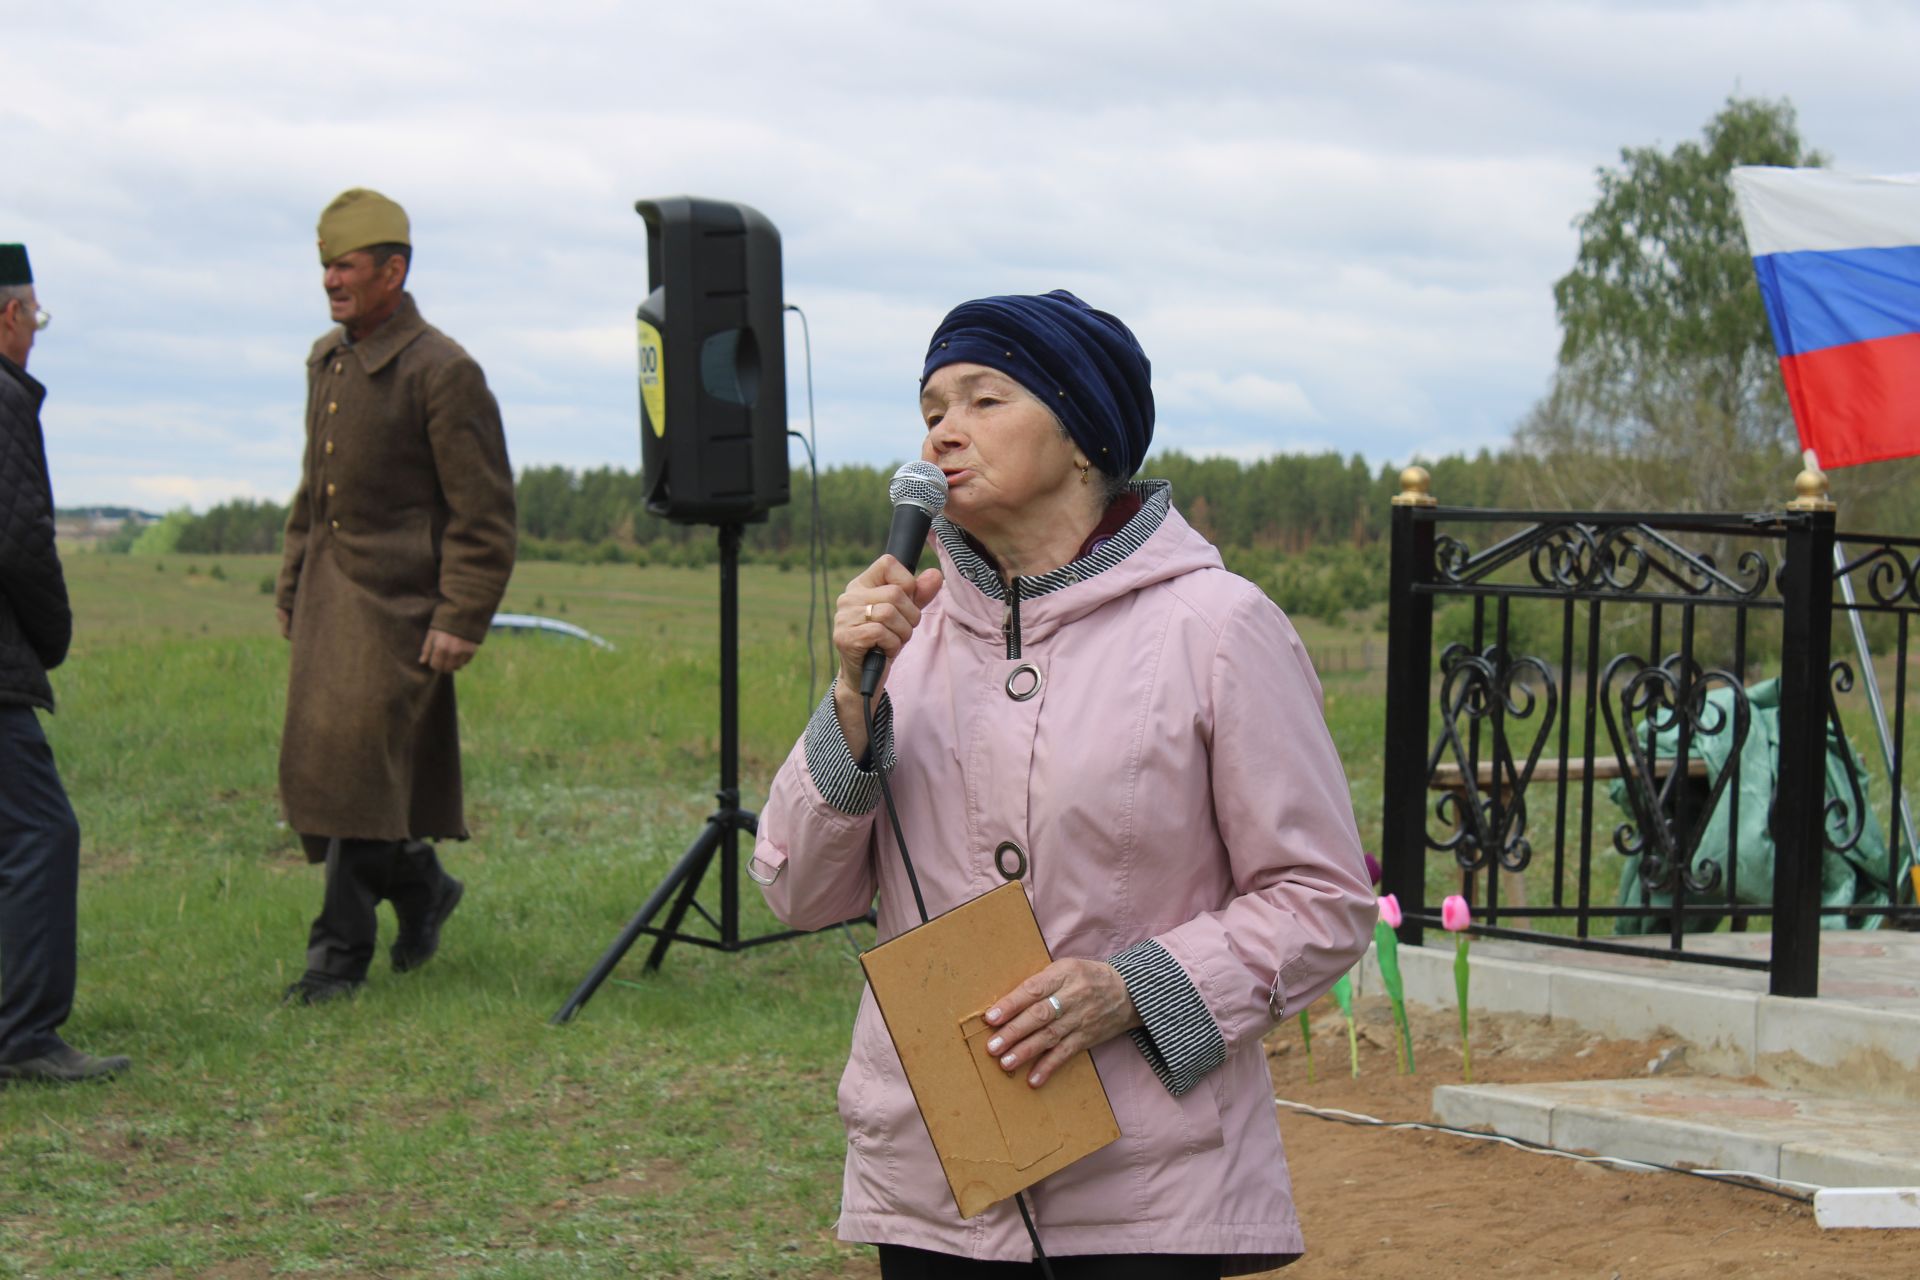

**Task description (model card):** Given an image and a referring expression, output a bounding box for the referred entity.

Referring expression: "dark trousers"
[303,837,447,981]
[0,706,82,1063]
[878,1245,1222,1279]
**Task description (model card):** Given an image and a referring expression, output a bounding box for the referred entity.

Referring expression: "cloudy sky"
[10,0,1917,511]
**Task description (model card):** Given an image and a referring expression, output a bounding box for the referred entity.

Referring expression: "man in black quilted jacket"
[0,244,128,1085]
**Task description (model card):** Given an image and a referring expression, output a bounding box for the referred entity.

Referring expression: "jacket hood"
[931,481,1224,647]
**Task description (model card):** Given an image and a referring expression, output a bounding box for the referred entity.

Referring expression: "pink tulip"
[1441,894,1472,932]
[1378,893,1403,928]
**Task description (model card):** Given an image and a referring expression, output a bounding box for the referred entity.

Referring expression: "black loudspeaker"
[635,196,791,524]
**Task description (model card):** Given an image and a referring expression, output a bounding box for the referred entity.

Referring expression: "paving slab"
[1431,1076,1920,1189]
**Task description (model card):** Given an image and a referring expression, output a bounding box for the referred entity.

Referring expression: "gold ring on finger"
[864,603,874,622]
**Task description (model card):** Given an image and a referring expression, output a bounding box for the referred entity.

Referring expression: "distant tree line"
[106,450,1556,626]
[90,500,285,555]
[514,447,1543,565]
[138,426,1919,632]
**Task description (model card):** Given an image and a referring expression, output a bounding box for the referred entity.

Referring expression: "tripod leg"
[644,812,740,971]
[549,819,728,1024]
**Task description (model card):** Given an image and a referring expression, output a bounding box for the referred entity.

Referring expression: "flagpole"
[1833,543,1919,890]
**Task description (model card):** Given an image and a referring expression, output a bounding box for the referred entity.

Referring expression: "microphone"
[859,460,949,697]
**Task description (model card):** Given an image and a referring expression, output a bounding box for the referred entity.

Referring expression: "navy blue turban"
[921,289,1154,478]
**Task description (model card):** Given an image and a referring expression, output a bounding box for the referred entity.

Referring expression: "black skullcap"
[0,245,30,287]
[921,289,1154,478]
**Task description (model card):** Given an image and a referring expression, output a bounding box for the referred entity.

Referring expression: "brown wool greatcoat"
[276,293,515,861]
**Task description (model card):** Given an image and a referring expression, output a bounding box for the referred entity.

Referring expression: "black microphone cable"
[861,687,1055,1278]
[864,689,929,925]
[783,302,829,710]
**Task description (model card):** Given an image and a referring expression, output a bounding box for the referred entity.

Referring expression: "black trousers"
[878,1245,1222,1279]
[0,706,82,1063]
[303,836,447,981]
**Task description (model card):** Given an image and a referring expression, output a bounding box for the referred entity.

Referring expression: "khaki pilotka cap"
[316,188,410,265]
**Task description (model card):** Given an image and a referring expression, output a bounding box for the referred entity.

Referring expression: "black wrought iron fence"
[1379,466,1919,997]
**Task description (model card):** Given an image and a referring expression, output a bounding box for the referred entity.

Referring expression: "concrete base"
[1432,1077,1920,1190]
[1361,930,1920,1197]
[1360,931,1920,1104]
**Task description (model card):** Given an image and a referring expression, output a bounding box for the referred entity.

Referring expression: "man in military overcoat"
[276,190,516,1005]
[0,243,129,1082]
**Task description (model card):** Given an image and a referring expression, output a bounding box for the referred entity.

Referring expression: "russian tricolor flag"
[1730,167,1920,469]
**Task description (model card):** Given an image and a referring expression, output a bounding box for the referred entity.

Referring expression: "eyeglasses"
[5,300,48,331]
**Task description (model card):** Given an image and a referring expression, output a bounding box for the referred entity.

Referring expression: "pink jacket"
[755,500,1373,1270]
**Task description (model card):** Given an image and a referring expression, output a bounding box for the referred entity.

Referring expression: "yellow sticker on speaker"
[637,319,666,438]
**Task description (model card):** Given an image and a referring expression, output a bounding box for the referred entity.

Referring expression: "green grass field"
[0,554,1392,1278]
[7,551,1904,1276]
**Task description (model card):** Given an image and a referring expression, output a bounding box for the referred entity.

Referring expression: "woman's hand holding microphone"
[831,555,943,759]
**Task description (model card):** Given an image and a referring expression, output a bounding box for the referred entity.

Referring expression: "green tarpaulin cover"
[1611,678,1906,933]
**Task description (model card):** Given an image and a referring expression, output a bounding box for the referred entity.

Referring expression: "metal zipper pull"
[1004,575,1023,659]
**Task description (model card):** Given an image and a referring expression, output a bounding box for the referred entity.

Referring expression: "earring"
[1078,462,1090,485]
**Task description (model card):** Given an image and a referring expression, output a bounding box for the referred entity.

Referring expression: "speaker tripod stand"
[551,524,833,1023]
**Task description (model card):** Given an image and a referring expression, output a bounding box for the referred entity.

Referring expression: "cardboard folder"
[859,882,1121,1218]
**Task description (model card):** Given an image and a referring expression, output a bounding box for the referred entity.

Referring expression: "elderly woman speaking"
[753,291,1374,1278]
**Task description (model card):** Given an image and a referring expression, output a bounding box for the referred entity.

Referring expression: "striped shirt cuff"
[802,679,897,816]
[1111,938,1228,1097]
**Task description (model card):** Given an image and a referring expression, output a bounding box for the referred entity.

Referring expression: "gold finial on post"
[1391,464,1437,507]
[1786,453,1835,512]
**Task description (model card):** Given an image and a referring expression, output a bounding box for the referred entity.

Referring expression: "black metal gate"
[1379,467,1918,996]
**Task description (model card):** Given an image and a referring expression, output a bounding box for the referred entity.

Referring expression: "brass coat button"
[329,519,340,530]
[325,440,335,454]
[328,401,338,414]
[326,483,337,496]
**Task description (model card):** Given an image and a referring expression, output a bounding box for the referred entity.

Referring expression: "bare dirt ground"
[812,994,1913,1279]
[1259,995,1914,1279]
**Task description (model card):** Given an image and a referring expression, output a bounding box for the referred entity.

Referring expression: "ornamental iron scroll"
[1433,521,1773,601]
[1823,661,1870,857]
[1835,540,1920,610]
[1424,641,1559,875]
[1600,652,1750,897]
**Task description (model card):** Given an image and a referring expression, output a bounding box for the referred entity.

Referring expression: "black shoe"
[391,875,464,973]
[0,1043,131,1085]
[282,974,364,1006]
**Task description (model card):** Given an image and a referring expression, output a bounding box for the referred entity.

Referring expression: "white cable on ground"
[1274,1096,1823,1202]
